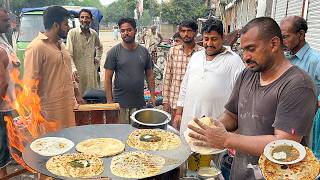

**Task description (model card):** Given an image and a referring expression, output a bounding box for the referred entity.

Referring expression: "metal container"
[130,108,171,129]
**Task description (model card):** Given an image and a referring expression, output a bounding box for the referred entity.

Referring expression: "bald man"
[280,16,320,158]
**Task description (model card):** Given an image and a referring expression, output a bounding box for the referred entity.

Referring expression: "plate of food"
[30,137,74,156]
[263,139,306,165]
[259,147,319,180]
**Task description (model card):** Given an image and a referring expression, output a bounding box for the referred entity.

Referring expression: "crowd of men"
[0,5,319,180]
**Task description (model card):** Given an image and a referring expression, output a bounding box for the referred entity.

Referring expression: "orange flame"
[4,68,58,171]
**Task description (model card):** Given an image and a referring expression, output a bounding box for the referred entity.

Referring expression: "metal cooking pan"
[22,124,191,179]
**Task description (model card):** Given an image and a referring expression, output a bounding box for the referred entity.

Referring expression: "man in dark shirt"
[104,17,156,123]
[188,17,317,180]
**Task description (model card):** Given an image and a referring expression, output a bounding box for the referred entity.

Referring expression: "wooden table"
[74,103,120,125]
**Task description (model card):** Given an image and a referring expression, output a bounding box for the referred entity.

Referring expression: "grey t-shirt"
[225,66,317,180]
[104,43,152,108]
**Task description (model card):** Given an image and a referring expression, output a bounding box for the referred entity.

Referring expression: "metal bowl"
[130,108,171,129]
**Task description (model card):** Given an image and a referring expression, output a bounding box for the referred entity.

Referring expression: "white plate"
[30,137,74,156]
[263,139,306,165]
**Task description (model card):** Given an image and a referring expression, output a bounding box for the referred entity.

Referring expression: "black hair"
[43,6,69,30]
[201,18,224,36]
[79,9,93,19]
[173,32,181,39]
[291,16,308,33]
[118,17,136,29]
[179,20,198,32]
[241,17,283,45]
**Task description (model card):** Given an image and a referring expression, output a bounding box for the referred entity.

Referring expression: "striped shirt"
[162,44,204,109]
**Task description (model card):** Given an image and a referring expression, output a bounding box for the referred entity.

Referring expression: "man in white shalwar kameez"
[175,19,245,133]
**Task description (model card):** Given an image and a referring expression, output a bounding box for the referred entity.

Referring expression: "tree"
[104,0,136,24]
[161,0,208,24]
[139,9,152,26]
[103,0,160,24]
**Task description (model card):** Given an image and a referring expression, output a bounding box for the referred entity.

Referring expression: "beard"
[122,36,135,43]
[80,24,90,30]
[205,46,222,56]
[246,60,262,72]
[246,57,273,73]
[57,28,67,39]
[183,37,194,44]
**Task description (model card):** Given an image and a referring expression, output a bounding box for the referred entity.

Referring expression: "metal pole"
[160,0,163,23]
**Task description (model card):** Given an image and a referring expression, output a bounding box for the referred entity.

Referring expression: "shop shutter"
[241,0,249,27]
[247,0,256,21]
[274,0,288,23]
[236,2,243,29]
[287,0,304,17]
[306,0,320,51]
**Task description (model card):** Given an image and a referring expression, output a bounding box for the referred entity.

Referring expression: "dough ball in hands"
[184,117,225,155]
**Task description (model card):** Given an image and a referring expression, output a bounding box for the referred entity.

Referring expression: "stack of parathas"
[127,129,181,151]
[110,151,165,178]
[259,147,320,180]
[76,138,125,157]
[46,153,104,178]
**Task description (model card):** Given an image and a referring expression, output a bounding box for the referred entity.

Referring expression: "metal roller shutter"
[287,0,304,16]
[274,0,288,23]
[306,0,320,51]
[236,1,243,29]
[247,0,256,22]
[242,0,249,26]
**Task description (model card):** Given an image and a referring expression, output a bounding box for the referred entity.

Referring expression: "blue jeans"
[0,111,11,168]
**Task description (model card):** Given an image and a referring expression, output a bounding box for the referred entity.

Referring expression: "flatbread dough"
[127,129,181,151]
[30,137,74,156]
[259,147,320,180]
[76,138,125,157]
[110,151,165,178]
[184,117,225,154]
[46,153,104,178]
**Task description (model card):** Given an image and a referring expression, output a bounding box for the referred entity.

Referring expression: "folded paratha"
[76,138,125,157]
[127,129,181,151]
[259,147,320,180]
[184,117,225,154]
[46,153,104,178]
[30,137,74,156]
[110,151,165,178]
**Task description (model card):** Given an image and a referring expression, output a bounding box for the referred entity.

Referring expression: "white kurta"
[177,47,245,134]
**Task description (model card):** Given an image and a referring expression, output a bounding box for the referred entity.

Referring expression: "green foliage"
[161,0,208,24]
[103,0,160,24]
[139,9,152,26]
[104,0,136,23]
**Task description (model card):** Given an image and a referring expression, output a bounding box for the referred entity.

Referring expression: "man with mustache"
[66,9,103,97]
[163,20,203,129]
[280,16,320,158]
[104,17,156,123]
[188,17,317,180]
[176,18,244,134]
[24,6,77,130]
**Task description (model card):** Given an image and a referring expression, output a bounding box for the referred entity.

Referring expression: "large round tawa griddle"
[22,124,191,179]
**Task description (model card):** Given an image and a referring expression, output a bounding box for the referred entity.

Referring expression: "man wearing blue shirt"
[281,15,320,159]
